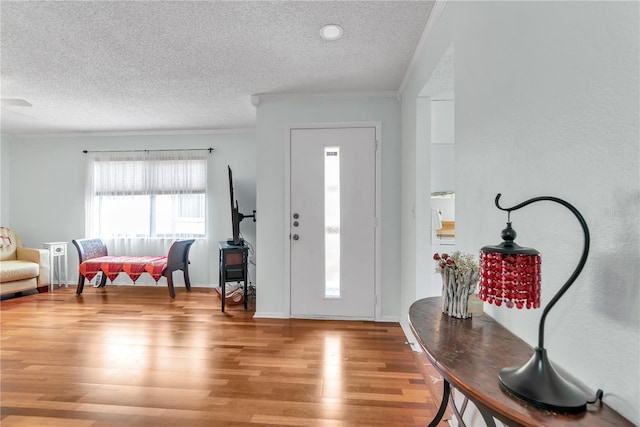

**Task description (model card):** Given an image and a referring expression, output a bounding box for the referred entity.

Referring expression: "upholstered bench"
[72,238,195,298]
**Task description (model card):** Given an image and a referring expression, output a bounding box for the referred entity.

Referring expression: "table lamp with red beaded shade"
[478,194,592,414]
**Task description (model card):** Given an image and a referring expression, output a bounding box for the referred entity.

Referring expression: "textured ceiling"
[1,1,434,135]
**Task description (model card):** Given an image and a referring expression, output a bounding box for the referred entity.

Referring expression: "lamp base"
[499,347,587,414]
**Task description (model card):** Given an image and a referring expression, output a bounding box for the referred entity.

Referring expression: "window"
[86,151,207,238]
[324,146,340,298]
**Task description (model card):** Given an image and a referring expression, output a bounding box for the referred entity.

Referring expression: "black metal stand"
[428,380,450,427]
[218,241,249,312]
[239,210,257,223]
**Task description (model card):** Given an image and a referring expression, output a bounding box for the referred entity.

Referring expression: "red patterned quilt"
[79,255,168,283]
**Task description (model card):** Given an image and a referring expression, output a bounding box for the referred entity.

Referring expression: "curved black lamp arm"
[494,193,590,349]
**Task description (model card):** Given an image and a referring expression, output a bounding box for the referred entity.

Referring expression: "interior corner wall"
[254,96,401,319]
[4,131,257,289]
[0,135,10,225]
[400,1,639,423]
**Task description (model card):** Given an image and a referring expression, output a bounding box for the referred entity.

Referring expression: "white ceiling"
[0,1,434,136]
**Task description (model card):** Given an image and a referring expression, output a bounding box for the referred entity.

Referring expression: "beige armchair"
[0,227,50,296]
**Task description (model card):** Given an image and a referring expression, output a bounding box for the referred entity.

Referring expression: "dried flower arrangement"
[433,251,479,318]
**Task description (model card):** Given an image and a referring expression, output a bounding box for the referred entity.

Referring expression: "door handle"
[292,234,299,241]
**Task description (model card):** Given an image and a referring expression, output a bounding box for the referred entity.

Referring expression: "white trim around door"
[283,122,382,320]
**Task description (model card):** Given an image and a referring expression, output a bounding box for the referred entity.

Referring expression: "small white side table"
[42,242,68,291]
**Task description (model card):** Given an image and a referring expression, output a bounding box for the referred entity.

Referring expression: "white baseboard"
[253,312,289,319]
[400,322,423,352]
[253,313,402,321]
[376,315,400,323]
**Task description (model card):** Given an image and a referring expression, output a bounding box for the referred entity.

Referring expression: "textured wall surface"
[401,1,639,423]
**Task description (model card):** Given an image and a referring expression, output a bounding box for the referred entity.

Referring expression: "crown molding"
[7,128,256,139]
[398,0,448,95]
[251,90,400,107]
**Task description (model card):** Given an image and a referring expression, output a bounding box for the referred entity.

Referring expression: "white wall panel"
[400,1,639,423]
[255,95,401,319]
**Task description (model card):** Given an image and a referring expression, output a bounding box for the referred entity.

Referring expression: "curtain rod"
[82,147,214,154]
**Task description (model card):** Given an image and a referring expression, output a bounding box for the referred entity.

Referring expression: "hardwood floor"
[1,286,443,426]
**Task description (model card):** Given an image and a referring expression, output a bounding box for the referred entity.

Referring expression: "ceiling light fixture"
[320,24,343,41]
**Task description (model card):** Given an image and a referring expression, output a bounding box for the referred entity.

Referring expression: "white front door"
[289,127,377,319]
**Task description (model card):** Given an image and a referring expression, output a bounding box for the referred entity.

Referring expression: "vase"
[440,267,474,319]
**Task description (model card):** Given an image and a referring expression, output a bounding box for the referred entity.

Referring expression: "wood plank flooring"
[1,286,443,426]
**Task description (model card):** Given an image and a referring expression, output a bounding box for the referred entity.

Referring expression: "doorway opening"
[416,44,455,298]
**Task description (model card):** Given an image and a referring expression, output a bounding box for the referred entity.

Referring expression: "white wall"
[3,131,256,288]
[0,134,10,225]
[431,144,454,193]
[431,100,455,193]
[430,100,454,144]
[400,1,639,423]
[254,95,402,319]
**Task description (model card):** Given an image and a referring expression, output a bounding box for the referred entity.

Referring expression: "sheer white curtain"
[85,149,209,284]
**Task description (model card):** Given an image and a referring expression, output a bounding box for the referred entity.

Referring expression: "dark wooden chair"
[162,239,195,299]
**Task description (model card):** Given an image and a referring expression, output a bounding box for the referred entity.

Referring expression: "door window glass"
[324,147,340,298]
